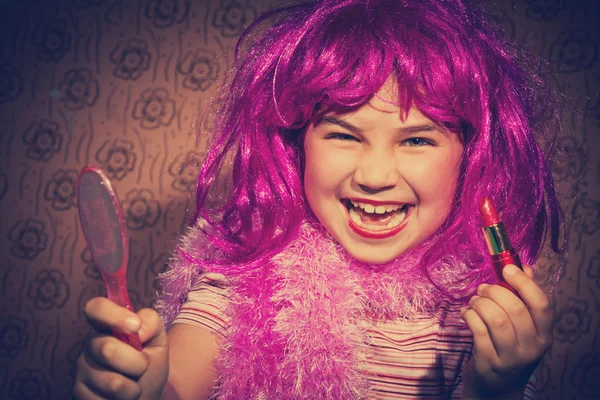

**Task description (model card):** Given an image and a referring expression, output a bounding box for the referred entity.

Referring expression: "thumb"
[136,308,170,398]
[137,308,168,349]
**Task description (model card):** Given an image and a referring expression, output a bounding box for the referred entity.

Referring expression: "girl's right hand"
[73,297,169,400]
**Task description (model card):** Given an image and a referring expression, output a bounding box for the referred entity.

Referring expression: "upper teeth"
[350,201,404,214]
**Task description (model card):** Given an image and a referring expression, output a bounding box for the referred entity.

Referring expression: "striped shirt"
[172,273,536,399]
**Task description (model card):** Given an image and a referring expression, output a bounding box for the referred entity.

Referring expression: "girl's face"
[303,83,464,264]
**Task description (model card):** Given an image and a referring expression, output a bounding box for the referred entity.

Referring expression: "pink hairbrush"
[77,165,142,350]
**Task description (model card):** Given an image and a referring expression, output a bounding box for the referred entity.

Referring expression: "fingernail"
[504,264,518,277]
[477,284,488,295]
[469,295,479,306]
[124,316,141,333]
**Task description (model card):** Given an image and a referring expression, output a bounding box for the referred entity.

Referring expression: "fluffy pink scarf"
[155,219,468,399]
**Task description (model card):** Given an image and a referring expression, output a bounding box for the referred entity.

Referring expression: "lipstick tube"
[480,197,523,294]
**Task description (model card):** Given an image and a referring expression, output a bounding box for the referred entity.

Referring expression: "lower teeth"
[348,207,407,230]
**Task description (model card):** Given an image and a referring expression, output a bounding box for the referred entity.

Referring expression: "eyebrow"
[316,115,439,135]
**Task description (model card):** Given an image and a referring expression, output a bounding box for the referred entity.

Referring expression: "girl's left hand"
[460,264,554,399]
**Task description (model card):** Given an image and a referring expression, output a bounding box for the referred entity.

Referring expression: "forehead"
[368,77,401,113]
[320,76,427,122]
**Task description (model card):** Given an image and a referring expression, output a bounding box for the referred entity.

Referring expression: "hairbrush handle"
[104,272,142,351]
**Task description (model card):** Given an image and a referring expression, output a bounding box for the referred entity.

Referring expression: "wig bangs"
[268,1,480,137]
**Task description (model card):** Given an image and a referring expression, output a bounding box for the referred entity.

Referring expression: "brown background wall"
[0,0,598,399]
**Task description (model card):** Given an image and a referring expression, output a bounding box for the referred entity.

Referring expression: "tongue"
[357,208,396,226]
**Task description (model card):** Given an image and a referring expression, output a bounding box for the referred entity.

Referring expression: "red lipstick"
[479,197,523,294]
[349,218,407,239]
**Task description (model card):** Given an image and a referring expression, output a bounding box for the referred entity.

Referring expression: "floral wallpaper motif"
[570,353,600,399]
[549,30,598,73]
[587,249,600,289]
[58,68,100,110]
[523,0,566,21]
[22,121,63,162]
[44,169,79,211]
[0,168,7,201]
[554,298,591,344]
[550,136,586,182]
[110,39,152,81]
[8,219,48,261]
[145,0,190,28]
[81,248,103,280]
[132,88,176,129]
[95,139,137,180]
[178,49,220,91]
[7,369,51,400]
[0,1,598,399]
[31,18,71,63]
[169,151,203,192]
[0,63,23,104]
[213,0,257,37]
[573,193,600,236]
[123,188,162,230]
[0,364,7,395]
[0,317,29,359]
[27,269,70,311]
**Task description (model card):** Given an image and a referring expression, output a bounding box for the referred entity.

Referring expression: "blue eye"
[326,133,359,142]
[403,137,434,146]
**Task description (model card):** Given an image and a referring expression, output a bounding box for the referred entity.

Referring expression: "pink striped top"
[172,273,536,399]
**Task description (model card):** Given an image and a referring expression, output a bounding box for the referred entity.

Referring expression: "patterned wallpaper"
[0,0,598,399]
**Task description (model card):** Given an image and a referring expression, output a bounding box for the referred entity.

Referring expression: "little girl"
[73,0,563,399]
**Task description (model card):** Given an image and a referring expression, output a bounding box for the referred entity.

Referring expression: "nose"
[353,148,400,193]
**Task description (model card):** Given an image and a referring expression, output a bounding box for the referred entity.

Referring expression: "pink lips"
[344,197,410,239]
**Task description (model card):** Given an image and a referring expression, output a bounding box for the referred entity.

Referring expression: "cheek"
[304,145,354,193]
[303,141,326,203]
[410,153,462,206]
[433,162,460,194]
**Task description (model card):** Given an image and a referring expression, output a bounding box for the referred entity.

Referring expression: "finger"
[87,334,149,379]
[78,352,142,400]
[502,264,554,338]
[477,283,537,347]
[137,308,168,348]
[460,307,499,365]
[523,264,534,280]
[73,379,109,400]
[468,295,517,359]
[83,297,141,335]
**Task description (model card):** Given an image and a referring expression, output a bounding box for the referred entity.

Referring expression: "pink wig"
[190,0,563,298]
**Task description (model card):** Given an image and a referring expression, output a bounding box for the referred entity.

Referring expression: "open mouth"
[342,199,412,238]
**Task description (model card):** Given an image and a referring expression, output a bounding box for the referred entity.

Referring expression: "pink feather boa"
[155,219,468,399]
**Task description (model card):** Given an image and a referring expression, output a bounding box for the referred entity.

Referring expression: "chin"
[345,246,403,265]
